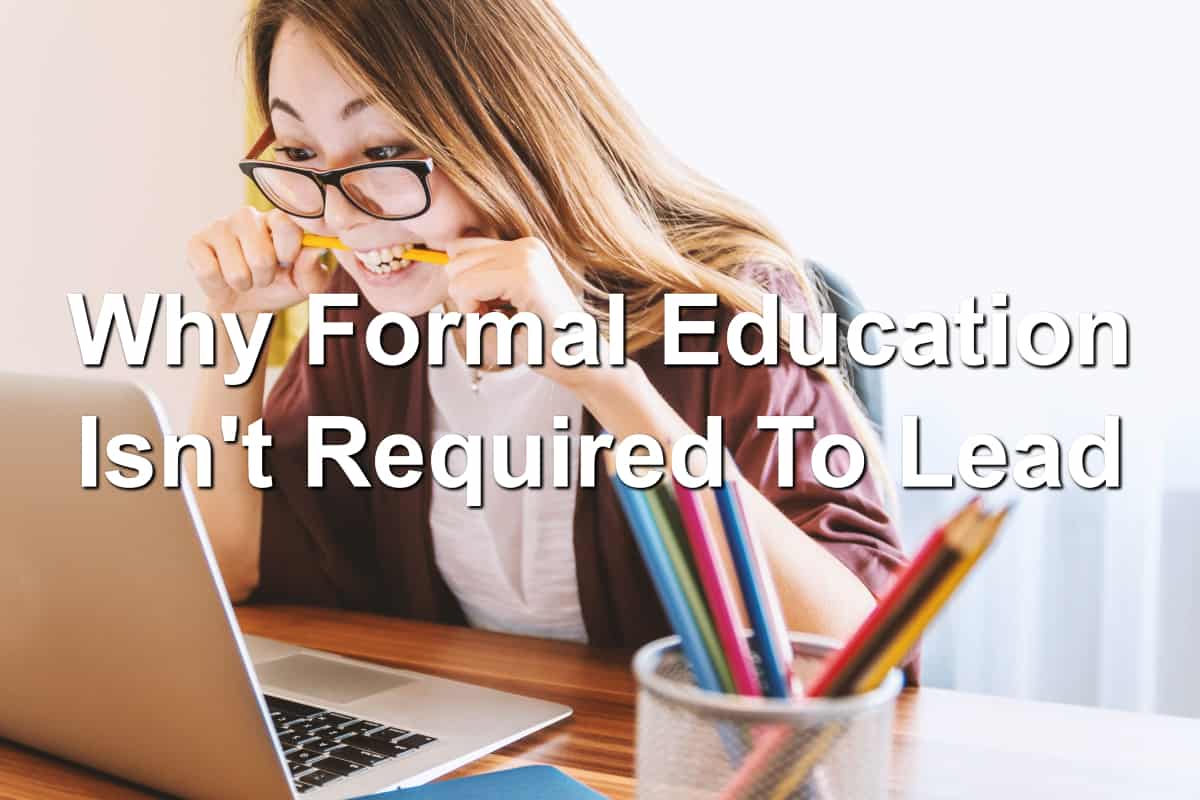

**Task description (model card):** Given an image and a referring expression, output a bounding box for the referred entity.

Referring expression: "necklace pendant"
[471,368,481,393]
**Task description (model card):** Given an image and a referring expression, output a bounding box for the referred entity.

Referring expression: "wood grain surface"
[3,604,1199,799]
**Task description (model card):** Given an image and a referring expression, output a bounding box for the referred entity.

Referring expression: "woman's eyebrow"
[340,97,372,120]
[268,97,303,121]
[267,96,372,122]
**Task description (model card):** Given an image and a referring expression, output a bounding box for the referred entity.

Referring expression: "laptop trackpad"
[256,654,413,705]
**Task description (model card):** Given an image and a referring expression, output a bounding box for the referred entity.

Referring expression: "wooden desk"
[3,605,1200,799]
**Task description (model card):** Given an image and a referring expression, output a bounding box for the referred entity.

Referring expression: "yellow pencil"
[851,506,1009,694]
[765,724,842,800]
[765,505,1010,800]
[300,233,449,265]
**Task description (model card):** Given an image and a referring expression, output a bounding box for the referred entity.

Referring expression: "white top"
[426,328,588,643]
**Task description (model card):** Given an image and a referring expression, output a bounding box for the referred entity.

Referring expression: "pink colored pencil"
[672,479,762,696]
[717,725,792,799]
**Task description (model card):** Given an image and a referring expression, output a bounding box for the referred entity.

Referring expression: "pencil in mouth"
[300,233,448,266]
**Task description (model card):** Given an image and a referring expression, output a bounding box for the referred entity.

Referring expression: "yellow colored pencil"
[851,506,1009,694]
[765,724,842,800]
[300,233,449,265]
[764,505,1010,800]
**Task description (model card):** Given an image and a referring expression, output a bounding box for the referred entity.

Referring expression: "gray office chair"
[807,261,885,439]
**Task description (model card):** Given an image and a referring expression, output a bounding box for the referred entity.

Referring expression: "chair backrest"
[806,261,885,439]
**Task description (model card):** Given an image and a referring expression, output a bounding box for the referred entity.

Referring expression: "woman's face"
[267,18,488,315]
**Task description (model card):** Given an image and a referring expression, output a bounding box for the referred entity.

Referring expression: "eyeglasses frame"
[238,125,434,221]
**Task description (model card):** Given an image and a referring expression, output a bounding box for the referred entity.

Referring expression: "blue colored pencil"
[712,453,795,698]
[608,471,723,692]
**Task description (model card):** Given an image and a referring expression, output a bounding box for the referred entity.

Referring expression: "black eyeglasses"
[238,125,434,221]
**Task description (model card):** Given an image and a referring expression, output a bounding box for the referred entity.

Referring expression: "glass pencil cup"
[632,633,903,800]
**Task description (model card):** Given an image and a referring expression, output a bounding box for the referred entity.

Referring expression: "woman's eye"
[365,145,411,160]
[273,146,315,162]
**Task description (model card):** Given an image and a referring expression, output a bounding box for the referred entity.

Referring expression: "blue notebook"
[355,766,607,799]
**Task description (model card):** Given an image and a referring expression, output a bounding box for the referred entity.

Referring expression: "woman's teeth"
[355,244,415,275]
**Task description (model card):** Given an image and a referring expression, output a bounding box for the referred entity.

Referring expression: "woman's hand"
[186,206,331,314]
[445,235,612,389]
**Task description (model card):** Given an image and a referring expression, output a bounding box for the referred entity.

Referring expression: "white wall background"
[0,0,245,425]
[3,1,1197,716]
[555,0,1200,715]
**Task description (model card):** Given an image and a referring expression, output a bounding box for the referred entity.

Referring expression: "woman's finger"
[444,244,515,283]
[207,222,253,292]
[265,209,303,267]
[230,208,277,289]
[291,247,331,297]
[445,235,502,261]
[446,256,516,314]
[186,235,232,300]
[186,234,220,290]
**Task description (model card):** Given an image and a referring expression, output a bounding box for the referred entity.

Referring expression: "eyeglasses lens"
[251,167,324,217]
[340,167,427,218]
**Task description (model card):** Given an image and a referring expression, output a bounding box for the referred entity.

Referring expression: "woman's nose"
[322,183,367,231]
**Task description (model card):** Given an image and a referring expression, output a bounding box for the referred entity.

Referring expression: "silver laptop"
[0,372,571,800]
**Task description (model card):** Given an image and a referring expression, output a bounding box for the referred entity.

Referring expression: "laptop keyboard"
[265,694,438,794]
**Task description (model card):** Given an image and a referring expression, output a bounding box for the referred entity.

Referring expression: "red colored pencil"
[805,497,981,698]
[718,497,988,800]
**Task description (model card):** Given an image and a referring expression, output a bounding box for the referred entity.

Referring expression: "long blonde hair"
[244,0,897,514]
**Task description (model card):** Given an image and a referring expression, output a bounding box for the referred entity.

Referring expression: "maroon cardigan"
[252,268,911,669]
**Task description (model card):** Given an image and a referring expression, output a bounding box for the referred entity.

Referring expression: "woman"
[187,0,908,651]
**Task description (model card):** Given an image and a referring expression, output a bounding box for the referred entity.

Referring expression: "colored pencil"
[603,458,747,764]
[765,724,844,800]
[806,498,982,697]
[851,506,1009,693]
[762,506,1009,799]
[644,483,735,694]
[605,464,723,693]
[720,497,1010,800]
[673,479,763,697]
[713,454,794,698]
[300,233,449,264]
